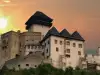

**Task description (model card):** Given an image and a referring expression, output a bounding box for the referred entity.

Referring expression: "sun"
[0,17,8,29]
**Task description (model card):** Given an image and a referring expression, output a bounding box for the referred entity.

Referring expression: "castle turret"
[25,11,53,37]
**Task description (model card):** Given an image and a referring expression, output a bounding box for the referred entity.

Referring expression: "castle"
[0,11,86,70]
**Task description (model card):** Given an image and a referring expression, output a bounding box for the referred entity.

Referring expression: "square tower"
[25,11,53,38]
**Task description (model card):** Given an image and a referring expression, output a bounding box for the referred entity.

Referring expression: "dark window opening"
[73,43,76,47]
[29,51,33,54]
[56,47,59,52]
[46,49,48,53]
[35,65,37,67]
[42,52,44,56]
[18,65,20,67]
[26,64,29,66]
[28,45,30,49]
[65,54,70,58]
[55,40,57,44]
[78,51,81,55]
[47,56,49,59]
[67,49,70,53]
[48,41,50,44]
[79,44,82,48]
[60,41,62,45]
[67,41,70,45]
[45,43,46,47]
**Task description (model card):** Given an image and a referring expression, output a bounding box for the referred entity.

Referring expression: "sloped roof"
[60,29,70,38]
[71,31,85,41]
[25,11,53,30]
[42,27,60,41]
[33,11,53,22]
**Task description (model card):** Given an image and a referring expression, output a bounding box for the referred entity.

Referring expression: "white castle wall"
[43,36,85,68]
[28,24,50,38]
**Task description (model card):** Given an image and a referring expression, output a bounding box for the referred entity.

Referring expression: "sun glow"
[0,17,8,29]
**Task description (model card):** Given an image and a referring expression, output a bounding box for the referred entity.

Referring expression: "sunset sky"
[0,0,100,51]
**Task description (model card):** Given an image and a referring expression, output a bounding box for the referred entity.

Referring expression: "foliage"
[0,64,100,75]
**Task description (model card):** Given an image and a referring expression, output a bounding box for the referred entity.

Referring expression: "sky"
[0,0,100,51]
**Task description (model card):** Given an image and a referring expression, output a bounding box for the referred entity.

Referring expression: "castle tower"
[25,11,53,38]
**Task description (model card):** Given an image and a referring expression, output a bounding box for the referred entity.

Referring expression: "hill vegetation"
[0,64,100,75]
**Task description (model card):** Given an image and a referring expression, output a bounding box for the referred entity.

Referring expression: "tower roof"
[25,11,53,30]
[71,31,85,41]
[42,27,60,41]
[60,29,70,38]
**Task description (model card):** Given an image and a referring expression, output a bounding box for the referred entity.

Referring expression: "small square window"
[56,47,59,52]
[67,41,70,45]
[67,49,70,53]
[47,56,49,59]
[18,65,20,67]
[79,44,82,48]
[55,40,57,44]
[64,49,70,53]
[73,43,76,47]
[60,41,63,45]
[26,64,29,66]
[78,51,81,55]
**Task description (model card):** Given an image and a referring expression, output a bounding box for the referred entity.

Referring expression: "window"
[46,49,48,53]
[42,52,44,56]
[78,51,81,55]
[47,56,49,59]
[26,64,29,66]
[60,41,62,45]
[29,51,33,54]
[67,49,70,53]
[79,44,82,48]
[65,54,70,58]
[63,63,66,66]
[67,41,70,45]
[28,45,30,49]
[48,41,50,44]
[31,45,33,49]
[73,43,76,47]
[35,46,37,49]
[56,47,59,52]
[45,43,46,47]
[35,65,37,67]
[18,65,20,67]
[55,40,57,44]
[64,49,70,53]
